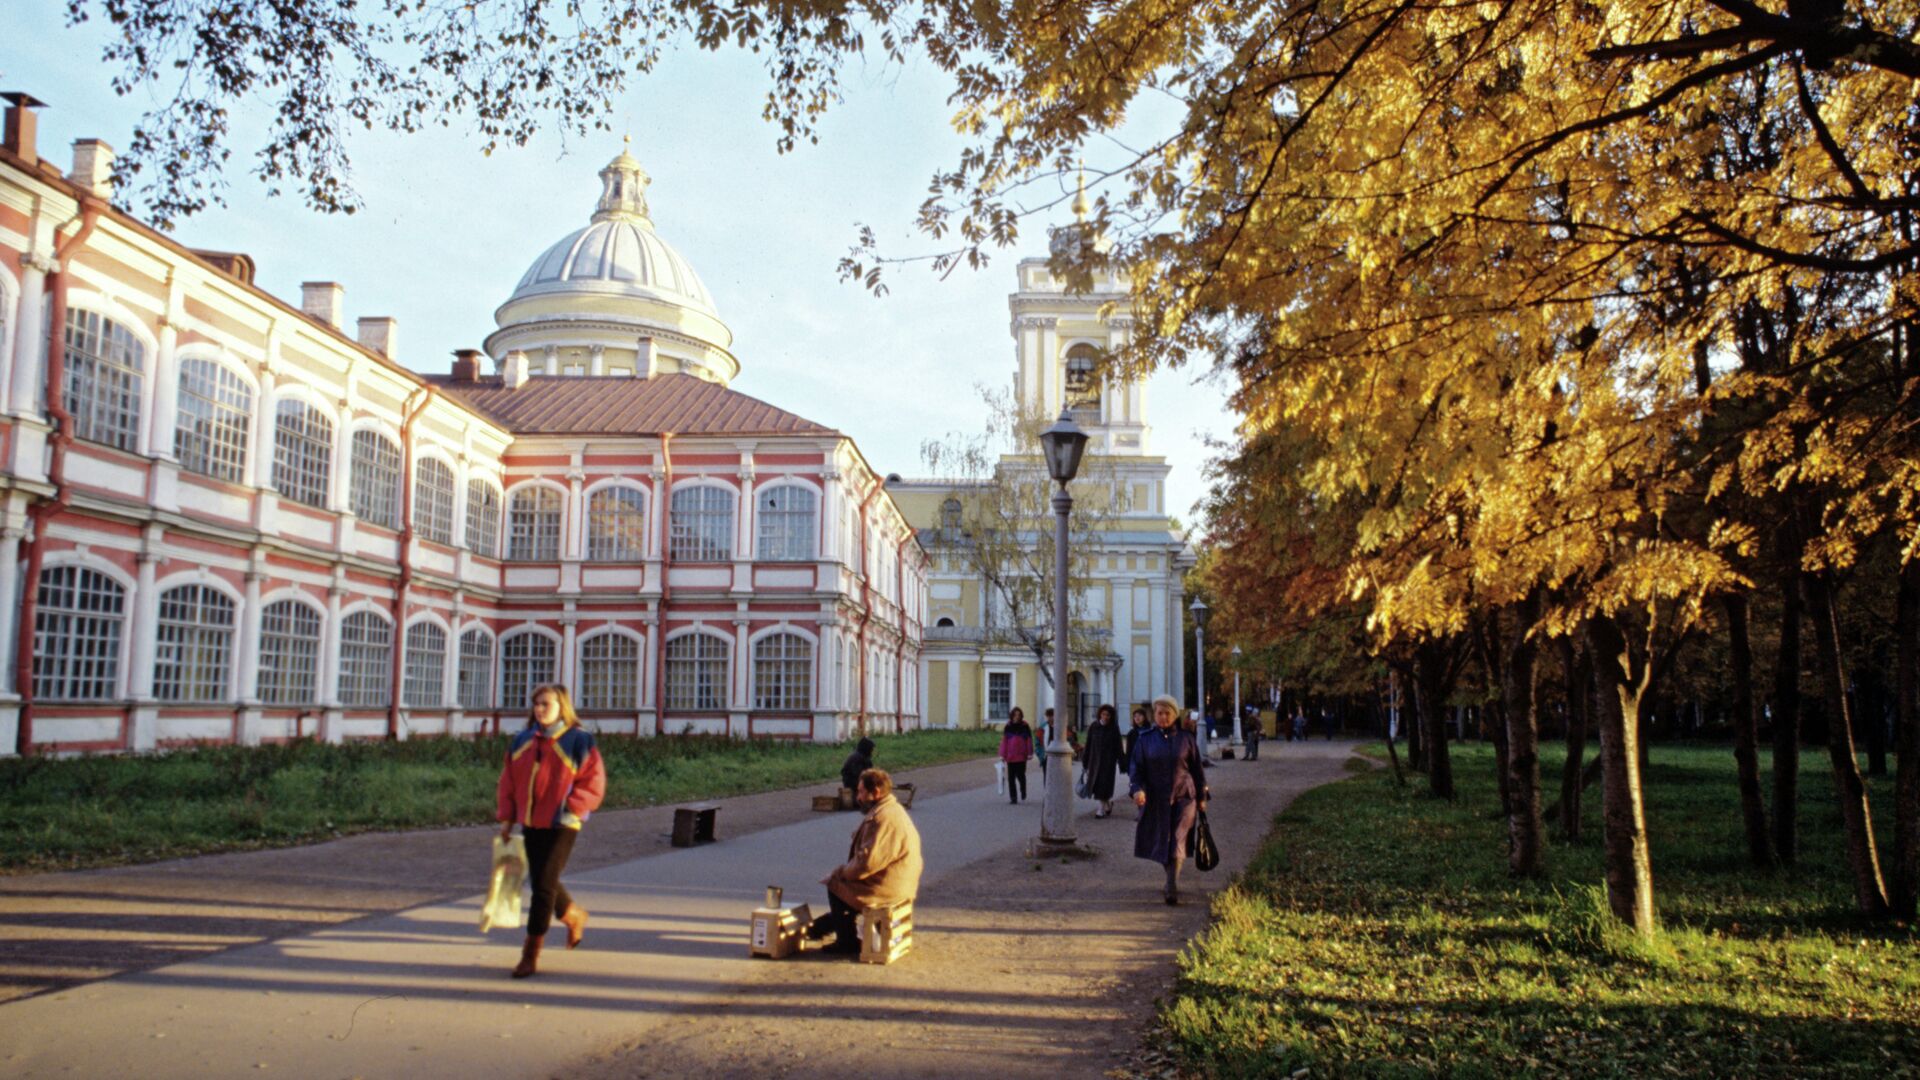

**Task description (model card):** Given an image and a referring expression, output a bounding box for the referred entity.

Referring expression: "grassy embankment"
[0,728,997,872]
[1159,743,1920,1078]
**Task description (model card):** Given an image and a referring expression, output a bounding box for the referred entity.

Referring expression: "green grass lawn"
[1161,743,1920,1078]
[0,728,997,872]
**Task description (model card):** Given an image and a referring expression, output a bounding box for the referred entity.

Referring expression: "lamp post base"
[1038,742,1077,844]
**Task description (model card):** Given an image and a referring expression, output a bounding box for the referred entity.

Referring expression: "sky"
[3,5,1236,531]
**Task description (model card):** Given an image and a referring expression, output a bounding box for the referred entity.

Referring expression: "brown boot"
[560,904,589,949]
[511,935,542,978]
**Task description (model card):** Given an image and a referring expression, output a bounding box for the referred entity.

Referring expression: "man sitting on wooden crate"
[807,768,923,956]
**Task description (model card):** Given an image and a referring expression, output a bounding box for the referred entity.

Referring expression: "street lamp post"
[1190,596,1209,755]
[1039,409,1089,845]
[1231,644,1243,753]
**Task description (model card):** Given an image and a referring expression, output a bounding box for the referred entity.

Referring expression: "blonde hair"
[1151,694,1181,715]
[528,683,581,729]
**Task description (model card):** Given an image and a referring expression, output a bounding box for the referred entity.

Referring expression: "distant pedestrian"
[1123,706,1149,764]
[840,736,875,794]
[1081,704,1124,817]
[497,684,606,979]
[1129,695,1210,905]
[1243,708,1262,760]
[1292,709,1308,742]
[1000,708,1035,805]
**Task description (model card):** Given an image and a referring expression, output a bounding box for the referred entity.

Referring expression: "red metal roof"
[426,373,838,437]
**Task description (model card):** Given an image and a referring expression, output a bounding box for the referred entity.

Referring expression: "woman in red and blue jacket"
[497,683,606,978]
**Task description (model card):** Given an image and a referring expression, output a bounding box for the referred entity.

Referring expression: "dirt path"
[0,755,999,1004]
[571,741,1363,1080]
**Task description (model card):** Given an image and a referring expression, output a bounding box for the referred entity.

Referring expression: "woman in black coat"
[1128,694,1209,905]
[1081,703,1125,818]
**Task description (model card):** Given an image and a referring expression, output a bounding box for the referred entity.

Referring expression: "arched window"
[62,308,145,452]
[670,486,734,562]
[578,633,639,710]
[755,485,817,562]
[507,486,563,561]
[403,621,447,707]
[935,616,955,628]
[457,629,493,709]
[349,429,403,528]
[174,358,252,483]
[32,565,125,701]
[665,632,729,711]
[1064,343,1101,412]
[940,497,962,530]
[586,486,648,562]
[465,479,501,557]
[258,600,322,705]
[413,458,456,545]
[500,632,557,712]
[337,610,393,707]
[154,584,235,702]
[273,399,333,509]
[752,633,812,712]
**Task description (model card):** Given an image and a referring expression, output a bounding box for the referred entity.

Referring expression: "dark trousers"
[811,892,860,945]
[1245,734,1260,760]
[1007,761,1028,803]
[522,826,578,938]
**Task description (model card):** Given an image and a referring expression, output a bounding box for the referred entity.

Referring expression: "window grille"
[174,358,251,483]
[665,633,729,711]
[755,485,817,561]
[578,633,639,710]
[507,487,563,561]
[988,671,1013,721]
[457,629,493,709]
[349,429,402,528]
[413,458,456,545]
[154,584,235,702]
[500,632,557,713]
[465,480,501,557]
[403,621,447,707]
[258,600,322,705]
[62,308,144,452]
[587,486,648,561]
[752,633,812,711]
[337,611,393,707]
[273,400,333,509]
[32,565,124,701]
[669,486,734,562]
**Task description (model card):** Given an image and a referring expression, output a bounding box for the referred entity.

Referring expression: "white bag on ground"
[480,834,528,932]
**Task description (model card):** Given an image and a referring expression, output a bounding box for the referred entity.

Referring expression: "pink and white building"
[0,95,924,755]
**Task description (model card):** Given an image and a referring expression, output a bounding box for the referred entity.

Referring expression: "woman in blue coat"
[1129,694,1210,904]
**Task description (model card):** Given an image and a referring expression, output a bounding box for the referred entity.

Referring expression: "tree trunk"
[1772,570,1805,865]
[1724,592,1774,868]
[1558,634,1590,841]
[1398,661,1426,771]
[1863,671,1889,779]
[1587,615,1658,936]
[1476,615,1514,817]
[1504,593,1547,877]
[1895,558,1920,918]
[1803,569,1892,918]
[1416,638,1454,801]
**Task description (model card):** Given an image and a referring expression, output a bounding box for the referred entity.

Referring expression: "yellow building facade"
[889,255,1194,731]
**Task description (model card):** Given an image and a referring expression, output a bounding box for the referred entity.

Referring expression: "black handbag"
[1193,809,1220,872]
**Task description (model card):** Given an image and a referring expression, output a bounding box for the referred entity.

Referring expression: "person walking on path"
[1081,703,1125,817]
[497,684,606,979]
[1243,707,1262,760]
[1129,695,1209,905]
[1123,706,1148,763]
[840,737,875,794]
[1000,708,1035,805]
[809,768,924,955]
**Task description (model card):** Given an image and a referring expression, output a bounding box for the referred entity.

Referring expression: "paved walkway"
[0,740,1365,1079]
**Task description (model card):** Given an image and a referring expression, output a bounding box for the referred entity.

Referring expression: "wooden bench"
[671,802,720,847]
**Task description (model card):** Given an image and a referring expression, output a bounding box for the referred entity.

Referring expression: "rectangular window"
[174,358,252,484]
[259,601,321,705]
[349,430,403,529]
[337,612,393,707]
[500,633,557,713]
[273,400,334,509]
[578,634,640,710]
[665,633,729,711]
[987,671,1013,721]
[755,485,817,562]
[752,633,812,711]
[153,585,235,703]
[465,480,501,557]
[669,486,734,562]
[63,309,145,452]
[457,630,493,710]
[413,459,456,545]
[507,488,563,561]
[402,622,447,707]
[32,566,126,702]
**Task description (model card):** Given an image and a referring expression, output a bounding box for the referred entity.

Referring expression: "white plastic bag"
[480,834,528,933]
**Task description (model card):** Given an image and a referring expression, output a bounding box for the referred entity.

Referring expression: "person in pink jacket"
[999,706,1035,805]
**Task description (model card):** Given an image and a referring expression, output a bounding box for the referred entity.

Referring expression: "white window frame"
[403,619,448,707]
[987,669,1014,722]
[465,478,501,557]
[349,427,403,529]
[752,631,813,712]
[755,483,818,562]
[578,630,641,711]
[153,582,237,703]
[665,631,730,711]
[506,484,564,562]
[457,627,494,710]
[62,307,146,452]
[413,456,456,545]
[337,609,393,707]
[32,563,127,702]
[174,356,253,484]
[669,484,734,562]
[273,398,334,509]
[500,629,558,713]
[586,484,649,562]
[258,598,323,705]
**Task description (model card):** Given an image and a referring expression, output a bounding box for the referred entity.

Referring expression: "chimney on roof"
[357,316,397,358]
[69,138,113,197]
[501,350,530,390]
[302,281,345,329]
[638,337,659,379]
[3,92,46,167]
[451,349,484,382]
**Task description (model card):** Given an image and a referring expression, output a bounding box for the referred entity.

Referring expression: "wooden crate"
[748,903,812,959]
[895,783,916,809]
[811,795,842,812]
[857,899,913,965]
[671,802,720,847]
